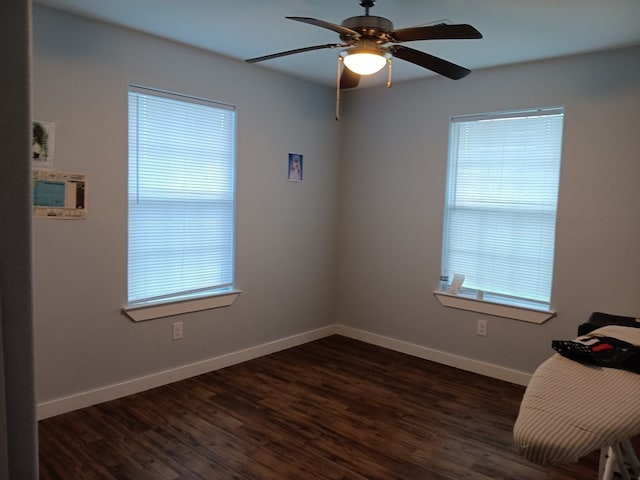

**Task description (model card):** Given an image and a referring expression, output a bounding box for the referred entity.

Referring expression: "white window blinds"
[442,108,564,309]
[128,86,236,306]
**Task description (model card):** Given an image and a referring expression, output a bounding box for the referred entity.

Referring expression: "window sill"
[433,291,555,324]
[123,290,242,322]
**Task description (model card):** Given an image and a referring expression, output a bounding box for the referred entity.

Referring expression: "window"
[441,107,564,311]
[127,86,236,310]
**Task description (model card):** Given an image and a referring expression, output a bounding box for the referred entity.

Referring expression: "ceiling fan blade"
[286,17,360,38]
[246,43,345,63]
[389,45,470,80]
[390,24,482,42]
[340,66,361,89]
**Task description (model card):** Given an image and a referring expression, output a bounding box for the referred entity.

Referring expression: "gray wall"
[32,4,640,409]
[32,6,340,404]
[1,0,38,477]
[337,46,640,372]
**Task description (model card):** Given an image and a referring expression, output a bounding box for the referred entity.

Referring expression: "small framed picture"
[447,273,465,295]
[32,120,56,169]
[287,153,303,182]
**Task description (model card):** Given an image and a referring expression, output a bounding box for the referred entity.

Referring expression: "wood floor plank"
[39,335,607,479]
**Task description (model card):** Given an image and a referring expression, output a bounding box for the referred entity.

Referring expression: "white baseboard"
[335,325,532,387]
[37,324,530,419]
[36,325,338,419]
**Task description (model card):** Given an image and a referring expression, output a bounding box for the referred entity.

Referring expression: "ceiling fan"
[246,0,483,90]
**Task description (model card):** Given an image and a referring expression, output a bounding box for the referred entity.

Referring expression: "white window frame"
[436,107,564,323]
[123,85,240,321]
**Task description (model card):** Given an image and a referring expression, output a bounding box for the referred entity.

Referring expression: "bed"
[513,324,640,480]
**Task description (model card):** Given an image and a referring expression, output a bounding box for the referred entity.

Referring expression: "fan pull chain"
[387,58,392,88]
[336,57,342,121]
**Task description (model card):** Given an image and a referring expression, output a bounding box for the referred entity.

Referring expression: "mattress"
[513,325,640,465]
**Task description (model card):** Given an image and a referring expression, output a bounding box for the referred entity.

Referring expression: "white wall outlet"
[476,319,488,336]
[172,321,183,340]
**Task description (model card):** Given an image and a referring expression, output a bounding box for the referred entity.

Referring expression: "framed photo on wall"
[287,153,303,182]
[32,120,56,169]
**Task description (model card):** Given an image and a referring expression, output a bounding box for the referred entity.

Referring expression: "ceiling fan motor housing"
[340,16,394,43]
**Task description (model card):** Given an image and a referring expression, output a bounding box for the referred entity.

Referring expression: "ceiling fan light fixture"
[342,48,389,75]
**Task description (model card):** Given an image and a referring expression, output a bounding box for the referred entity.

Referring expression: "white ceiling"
[34,0,640,88]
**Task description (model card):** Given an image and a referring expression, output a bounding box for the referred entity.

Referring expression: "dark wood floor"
[39,335,603,479]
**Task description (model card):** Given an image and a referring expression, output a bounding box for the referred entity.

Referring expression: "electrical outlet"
[172,321,183,340]
[476,319,488,336]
